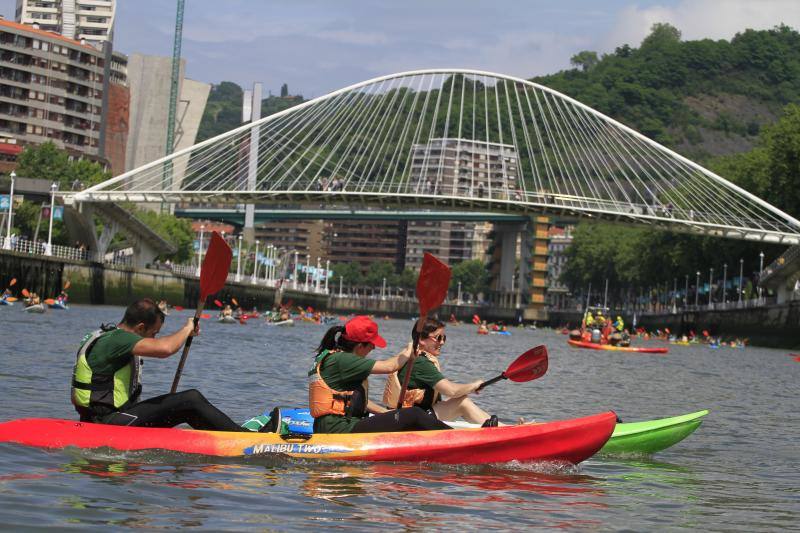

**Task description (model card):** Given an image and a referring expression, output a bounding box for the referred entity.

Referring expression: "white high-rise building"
[404,138,520,269]
[15,0,116,48]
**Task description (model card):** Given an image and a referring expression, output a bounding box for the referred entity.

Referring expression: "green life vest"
[71,328,142,418]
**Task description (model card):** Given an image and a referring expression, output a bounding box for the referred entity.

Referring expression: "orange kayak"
[568,339,668,354]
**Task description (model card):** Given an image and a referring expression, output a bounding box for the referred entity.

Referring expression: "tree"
[450,259,489,296]
[331,262,362,286]
[570,50,599,72]
[641,22,682,49]
[133,208,194,262]
[280,83,289,97]
[16,142,111,189]
[364,261,396,287]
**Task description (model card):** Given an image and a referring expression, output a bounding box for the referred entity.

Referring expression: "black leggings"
[101,389,244,431]
[351,407,452,433]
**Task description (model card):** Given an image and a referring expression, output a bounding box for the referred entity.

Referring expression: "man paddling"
[71,298,244,431]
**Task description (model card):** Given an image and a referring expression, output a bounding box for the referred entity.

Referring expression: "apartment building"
[325,219,407,274]
[405,138,520,269]
[0,18,106,158]
[15,0,116,47]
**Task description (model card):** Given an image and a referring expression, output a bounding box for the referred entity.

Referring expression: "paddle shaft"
[396,314,425,409]
[170,301,204,393]
[477,374,506,391]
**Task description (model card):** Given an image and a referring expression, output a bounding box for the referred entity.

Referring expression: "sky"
[2,0,800,98]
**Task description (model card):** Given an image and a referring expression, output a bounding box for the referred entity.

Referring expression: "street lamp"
[758,251,765,302]
[722,263,727,304]
[195,224,205,276]
[457,281,462,304]
[235,235,243,282]
[381,277,386,300]
[251,240,260,284]
[45,182,57,256]
[708,268,714,305]
[3,170,15,250]
[292,251,299,290]
[305,255,311,291]
[324,260,330,294]
[315,257,322,292]
[739,258,744,305]
[684,274,689,310]
[695,271,700,306]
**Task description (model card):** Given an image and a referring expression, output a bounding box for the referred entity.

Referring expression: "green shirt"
[398,355,445,391]
[312,351,376,434]
[83,329,142,374]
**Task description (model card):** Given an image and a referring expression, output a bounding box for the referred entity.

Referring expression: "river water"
[0,304,797,531]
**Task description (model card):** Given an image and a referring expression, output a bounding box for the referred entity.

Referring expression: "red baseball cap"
[344,315,387,348]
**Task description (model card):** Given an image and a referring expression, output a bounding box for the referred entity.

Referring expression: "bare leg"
[433,396,491,424]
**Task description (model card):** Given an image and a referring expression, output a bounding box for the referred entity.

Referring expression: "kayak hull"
[218,316,237,324]
[568,339,668,354]
[601,410,709,455]
[449,410,709,455]
[49,302,68,310]
[0,411,617,465]
[23,304,46,313]
[0,299,13,306]
[267,319,294,327]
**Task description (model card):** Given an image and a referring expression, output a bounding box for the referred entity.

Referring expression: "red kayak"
[568,339,668,354]
[0,412,617,465]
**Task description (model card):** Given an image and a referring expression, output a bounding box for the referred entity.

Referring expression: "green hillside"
[197,82,306,142]
[534,23,800,163]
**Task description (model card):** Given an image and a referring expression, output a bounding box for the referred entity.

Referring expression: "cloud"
[601,0,800,51]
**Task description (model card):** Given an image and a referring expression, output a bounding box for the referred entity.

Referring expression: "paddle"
[477,345,548,391]
[63,280,70,290]
[396,252,451,410]
[171,231,232,393]
[5,297,17,302]
[21,288,30,298]
[214,299,223,308]
[44,298,55,305]
[232,297,239,307]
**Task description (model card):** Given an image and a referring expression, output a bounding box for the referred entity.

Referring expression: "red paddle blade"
[214,299,223,308]
[200,232,233,299]
[505,345,548,382]
[417,253,451,316]
[22,288,30,297]
[173,305,185,311]
[9,278,17,286]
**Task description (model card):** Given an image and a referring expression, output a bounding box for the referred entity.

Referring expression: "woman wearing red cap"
[383,317,498,427]
[309,315,451,433]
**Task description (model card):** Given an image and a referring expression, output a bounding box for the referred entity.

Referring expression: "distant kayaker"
[71,298,244,431]
[221,304,233,318]
[309,315,451,433]
[383,318,500,427]
[613,316,624,332]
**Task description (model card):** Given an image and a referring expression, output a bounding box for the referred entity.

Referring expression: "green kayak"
[600,410,709,455]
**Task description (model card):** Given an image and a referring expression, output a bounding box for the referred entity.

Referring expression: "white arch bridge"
[69,68,800,245]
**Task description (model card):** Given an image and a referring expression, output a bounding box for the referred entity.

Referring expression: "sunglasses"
[423,334,446,344]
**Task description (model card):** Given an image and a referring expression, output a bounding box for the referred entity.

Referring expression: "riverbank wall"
[4,250,796,347]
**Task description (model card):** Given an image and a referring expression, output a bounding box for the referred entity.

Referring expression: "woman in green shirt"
[387,318,498,427]
[309,315,451,434]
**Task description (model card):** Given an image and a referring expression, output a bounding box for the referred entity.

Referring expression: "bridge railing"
[5,237,99,262]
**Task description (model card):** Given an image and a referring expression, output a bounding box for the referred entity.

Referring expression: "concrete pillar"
[524,215,550,322]
[243,82,262,242]
[499,228,516,292]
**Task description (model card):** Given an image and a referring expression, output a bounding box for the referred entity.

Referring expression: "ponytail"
[317,325,345,355]
[316,325,362,355]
